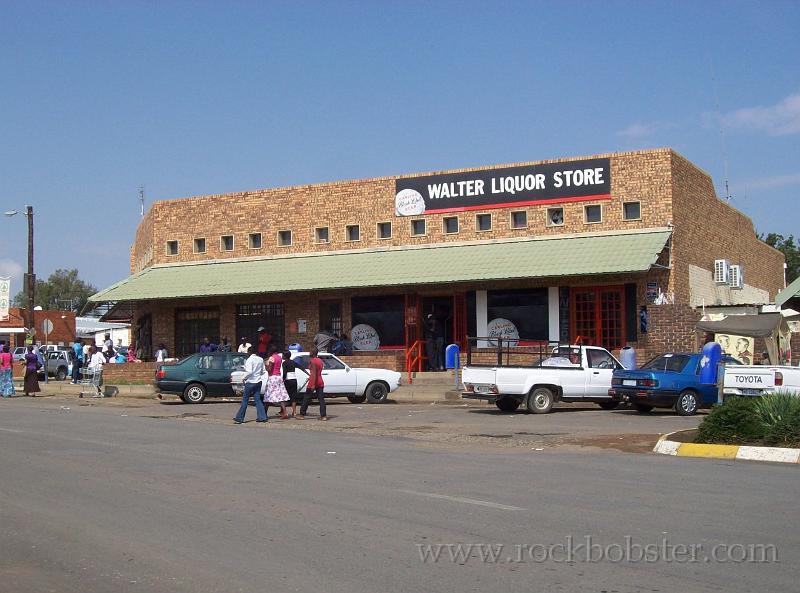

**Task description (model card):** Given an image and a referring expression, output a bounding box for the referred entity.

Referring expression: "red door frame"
[569,285,626,350]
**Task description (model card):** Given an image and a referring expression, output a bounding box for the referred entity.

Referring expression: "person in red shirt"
[257,326,271,358]
[297,347,327,421]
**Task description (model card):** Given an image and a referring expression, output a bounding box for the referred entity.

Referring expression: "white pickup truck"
[723,365,800,397]
[461,342,624,413]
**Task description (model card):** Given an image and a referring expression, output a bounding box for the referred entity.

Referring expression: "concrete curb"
[653,430,800,464]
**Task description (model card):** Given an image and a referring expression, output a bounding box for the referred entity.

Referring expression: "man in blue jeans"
[71,338,84,384]
[234,346,267,424]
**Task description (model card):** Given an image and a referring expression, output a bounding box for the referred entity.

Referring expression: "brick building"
[90,148,784,369]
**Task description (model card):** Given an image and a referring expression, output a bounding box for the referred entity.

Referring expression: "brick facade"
[120,148,785,369]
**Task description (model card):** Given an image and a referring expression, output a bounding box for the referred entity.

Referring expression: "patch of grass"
[696,392,800,447]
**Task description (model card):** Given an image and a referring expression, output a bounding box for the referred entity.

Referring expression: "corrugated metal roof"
[90,229,671,302]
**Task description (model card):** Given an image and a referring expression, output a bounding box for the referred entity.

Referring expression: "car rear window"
[642,354,691,372]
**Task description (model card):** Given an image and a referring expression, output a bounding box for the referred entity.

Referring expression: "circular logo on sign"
[395,188,426,216]
[487,318,519,347]
[350,324,380,351]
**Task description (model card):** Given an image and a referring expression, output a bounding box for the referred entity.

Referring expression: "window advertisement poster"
[716,334,754,365]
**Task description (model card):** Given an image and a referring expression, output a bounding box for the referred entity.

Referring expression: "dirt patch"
[562,433,663,454]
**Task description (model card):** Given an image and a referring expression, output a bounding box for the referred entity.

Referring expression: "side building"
[90,148,784,369]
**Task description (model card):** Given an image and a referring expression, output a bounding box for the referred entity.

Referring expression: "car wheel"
[183,383,207,404]
[495,397,521,413]
[675,390,698,416]
[55,367,68,381]
[347,394,367,404]
[633,403,653,413]
[598,401,619,410]
[178,393,188,403]
[365,381,389,404]
[526,387,554,414]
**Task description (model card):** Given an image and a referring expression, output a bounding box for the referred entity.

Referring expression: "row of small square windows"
[166,202,642,255]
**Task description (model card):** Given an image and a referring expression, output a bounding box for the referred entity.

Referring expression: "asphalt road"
[0,397,796,593]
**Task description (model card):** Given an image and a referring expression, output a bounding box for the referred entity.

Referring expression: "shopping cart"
[78,366,104,398]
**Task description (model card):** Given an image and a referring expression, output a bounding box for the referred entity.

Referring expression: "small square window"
[315,227,329,243]
[249,233,262,249]
[166,240,179,256]
[443,216,459,234]
[377,221,392,239]
[584,204,602,224]
[623,201,641,221]
[547,207,564,227]
[220,235,234,251]
[346,224,360,242]
[193,237,206,253]
[476,213,492,232]
[510,211,528,229]
[278,230,292,246]
[411,219,426,236]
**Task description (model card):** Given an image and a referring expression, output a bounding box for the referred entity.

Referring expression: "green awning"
[90,229,671,303]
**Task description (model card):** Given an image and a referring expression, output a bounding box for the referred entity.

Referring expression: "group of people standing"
[234,344,327,424]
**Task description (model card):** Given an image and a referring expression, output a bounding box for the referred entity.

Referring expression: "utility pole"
[26,205,34,341]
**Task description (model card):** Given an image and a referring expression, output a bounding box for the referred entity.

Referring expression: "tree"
[11,269,98,312]
[761,233,800,284]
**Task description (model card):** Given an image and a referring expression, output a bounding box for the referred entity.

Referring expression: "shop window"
[411,219,426,236]
[319,300,343,335]
[547,207,564,227]
[487,288,549,342]
[570,286,625,350]
[377,221,392,239]
[511,211,527,229]
[346,224,360,242]
[315,227,329,244]
[236,303,285,351]
[623,201,641,221]
[443,216,459,234]
[220,235,234,251]
[351,295,404,348]
[193,238,206,253]
[166,240,179,256]
[278,230,292,246]
[584,204,602,224]
[175,307,220,357]
[476,213,492,232]
[249,233,262,249]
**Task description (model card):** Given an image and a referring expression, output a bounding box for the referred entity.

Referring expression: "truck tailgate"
[462,367,497,387]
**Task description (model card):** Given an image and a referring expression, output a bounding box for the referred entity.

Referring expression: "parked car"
[156,351,248,403]
[12,346,27,363]
[461,341,624,413]
[43,350,75,381]
[231,351,402,404]
[722,364,800,397]
[609,352,742,415]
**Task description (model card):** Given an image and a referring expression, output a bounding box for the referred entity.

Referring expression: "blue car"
[608,352,741,415]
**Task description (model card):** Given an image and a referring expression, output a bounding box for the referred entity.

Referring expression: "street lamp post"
[4,206,34,343]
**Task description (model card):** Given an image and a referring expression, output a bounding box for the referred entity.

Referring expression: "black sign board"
[394,158,611,216]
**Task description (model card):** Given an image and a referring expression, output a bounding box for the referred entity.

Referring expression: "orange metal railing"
[405,339,426,385]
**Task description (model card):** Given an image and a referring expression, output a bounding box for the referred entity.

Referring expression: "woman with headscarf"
[262,345,290,419]
[22,345,41,397]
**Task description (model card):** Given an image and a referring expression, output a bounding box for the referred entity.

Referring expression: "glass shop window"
[350,295,404,348]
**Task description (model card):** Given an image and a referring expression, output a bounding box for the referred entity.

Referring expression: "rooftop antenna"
[139,185,145,217]
[709,56,731,201]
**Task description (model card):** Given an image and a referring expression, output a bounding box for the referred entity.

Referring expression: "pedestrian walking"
[1,344,15,397]
[282,349,307,418]
[234,346,267,424]
[297,347,327,421]
[71,338,83,383]
[22,345,41,397]
[263,345,290,419]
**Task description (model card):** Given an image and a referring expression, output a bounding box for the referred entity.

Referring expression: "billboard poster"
[0,277,9,321]
[716,334,754,365]
[394,158,611,216]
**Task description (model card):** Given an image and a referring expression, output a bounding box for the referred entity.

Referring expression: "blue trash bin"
[445,344,460,369]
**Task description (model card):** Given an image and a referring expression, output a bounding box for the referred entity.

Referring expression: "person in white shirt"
[88,346,106,371]
[233,346,267,424]
[155,343,168,362]
[237,336,252,354]
[82,342,91,362]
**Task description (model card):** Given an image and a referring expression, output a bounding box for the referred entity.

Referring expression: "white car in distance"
[231,351,402,404]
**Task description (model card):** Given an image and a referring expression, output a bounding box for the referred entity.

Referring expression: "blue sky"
[1,1,798,295]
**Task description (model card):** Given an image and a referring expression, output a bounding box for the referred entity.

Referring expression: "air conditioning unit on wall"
[729,264,744,289]
[714,259,730,284]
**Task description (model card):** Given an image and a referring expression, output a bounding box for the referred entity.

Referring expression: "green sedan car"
[156,352,248,403]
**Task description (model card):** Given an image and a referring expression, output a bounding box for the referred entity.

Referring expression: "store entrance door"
[570,286,625,351]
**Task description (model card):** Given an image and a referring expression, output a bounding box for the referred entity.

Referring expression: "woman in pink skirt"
[262,345,290,419]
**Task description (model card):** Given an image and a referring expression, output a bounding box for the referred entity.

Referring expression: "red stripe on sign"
[425,194,612,214]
